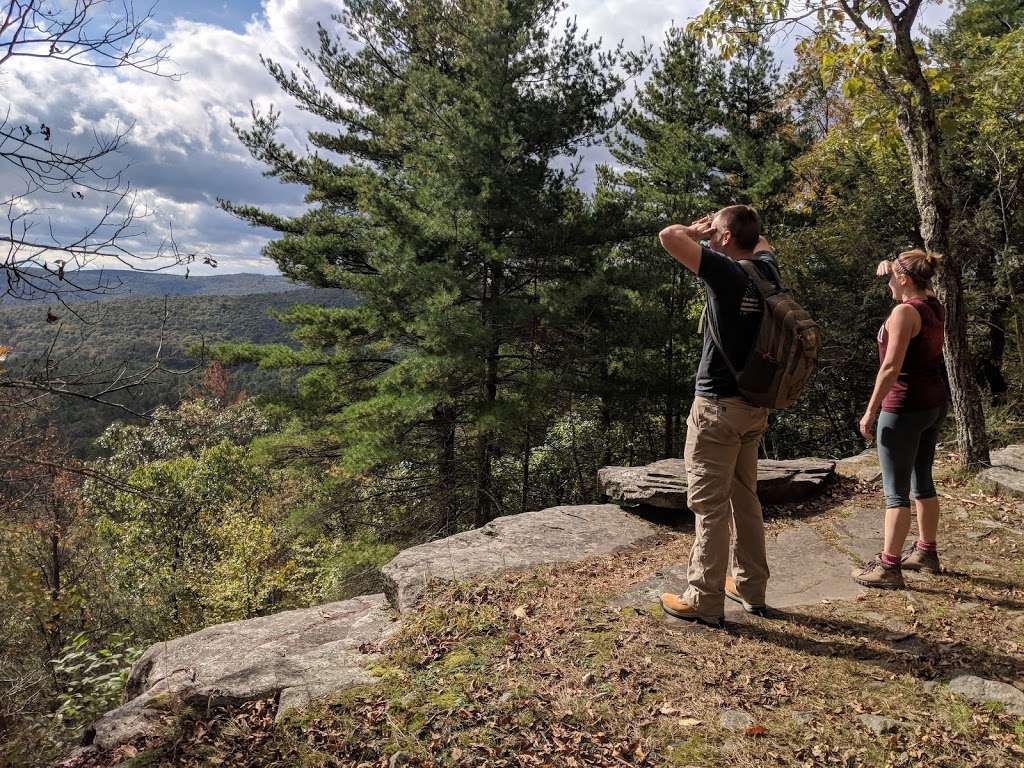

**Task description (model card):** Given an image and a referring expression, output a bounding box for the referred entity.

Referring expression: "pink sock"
[916,539,937,553]
[880,552,901,568]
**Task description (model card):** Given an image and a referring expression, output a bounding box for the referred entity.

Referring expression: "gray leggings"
[877,404,947,509]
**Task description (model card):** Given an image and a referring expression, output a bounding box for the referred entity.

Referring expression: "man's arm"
[659,217,712,274]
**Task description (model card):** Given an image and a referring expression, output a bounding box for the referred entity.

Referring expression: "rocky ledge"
[381,504,663,612]
[597,457,836,510]
[81,594,398,752]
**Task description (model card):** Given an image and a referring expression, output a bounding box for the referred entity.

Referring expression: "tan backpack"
[706,259,820,409]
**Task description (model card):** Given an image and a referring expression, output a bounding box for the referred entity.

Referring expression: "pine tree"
[593,28,725,458]
[720,41,804,223]
[219,0,643,532]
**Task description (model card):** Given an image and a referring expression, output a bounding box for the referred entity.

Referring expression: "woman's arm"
[859,304,921,439]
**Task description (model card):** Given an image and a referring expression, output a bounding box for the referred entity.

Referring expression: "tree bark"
[435,404,458,535]
[889,20,990,468]
[663,335,676,458]
[475,260,500,528]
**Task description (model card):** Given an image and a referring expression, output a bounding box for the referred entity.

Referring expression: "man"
[656,205,777,628]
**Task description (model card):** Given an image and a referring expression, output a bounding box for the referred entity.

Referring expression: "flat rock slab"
[86,594,398,750]
[381,505,662,612]
[836,449,882,483]
[829,506,887,563]
[612,520,864,615]
[598,458,836,510]
[979,445,1024,498]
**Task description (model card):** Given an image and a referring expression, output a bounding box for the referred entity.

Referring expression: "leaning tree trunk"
[890,22,990,469]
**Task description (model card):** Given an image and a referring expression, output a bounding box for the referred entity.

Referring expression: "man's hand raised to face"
[659,215,715,274]
[686,215,715,242]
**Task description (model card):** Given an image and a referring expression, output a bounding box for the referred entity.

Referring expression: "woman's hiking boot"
[901,544,941,574]
[852,558,905,589]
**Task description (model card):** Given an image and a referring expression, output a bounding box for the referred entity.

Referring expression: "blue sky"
[3,1,952,277]
[154,1,263,33]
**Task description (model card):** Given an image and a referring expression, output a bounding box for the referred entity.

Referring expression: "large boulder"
[979,445,1024,498]
[381,504,663,612]
[597,458,836,510]
[84,594,398,751]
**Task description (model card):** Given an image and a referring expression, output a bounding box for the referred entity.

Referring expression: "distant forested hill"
[1,269,301,304]
[1,288,358,454]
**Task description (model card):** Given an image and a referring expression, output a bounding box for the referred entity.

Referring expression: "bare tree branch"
[0,0,177,76]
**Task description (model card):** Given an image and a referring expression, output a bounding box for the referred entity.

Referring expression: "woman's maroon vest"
[878,297,948,413]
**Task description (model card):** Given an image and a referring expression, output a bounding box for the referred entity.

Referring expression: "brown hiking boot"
[852,558,906,590]
[659,593,724,628]
[724,576,768,616]
[901,545,941,574]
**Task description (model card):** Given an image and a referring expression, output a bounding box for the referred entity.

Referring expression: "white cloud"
[2,0,954,276]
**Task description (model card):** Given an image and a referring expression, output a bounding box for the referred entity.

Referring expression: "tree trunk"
[475,260,500,528]
[663,335,676,458]
[983,298,1009,405]
[45,500,63,658]
[889,21,990,468]
[663,270,679,458]
[435,404,457,535]
[521,423,531,514]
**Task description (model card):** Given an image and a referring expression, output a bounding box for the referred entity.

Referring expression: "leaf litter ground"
[67,463,1024,768]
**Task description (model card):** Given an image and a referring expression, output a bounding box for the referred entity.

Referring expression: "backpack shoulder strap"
[739,258,782,296]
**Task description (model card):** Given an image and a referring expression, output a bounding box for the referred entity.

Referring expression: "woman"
[854,249,948,589]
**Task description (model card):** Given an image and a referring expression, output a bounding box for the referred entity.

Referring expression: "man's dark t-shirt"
[696,246,779,399]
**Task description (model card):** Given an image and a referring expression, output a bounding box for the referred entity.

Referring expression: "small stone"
[719,709,754,731]
[948,675,1024,716]
[497,691,513,705]
[389,752,411,768]
[582,672,596,687]
[922,680,939,692]
[859,714,903,735]
[791,711,813,726]
[955,601,982,612]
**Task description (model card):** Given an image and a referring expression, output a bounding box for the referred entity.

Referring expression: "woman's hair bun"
[896,248,941,285]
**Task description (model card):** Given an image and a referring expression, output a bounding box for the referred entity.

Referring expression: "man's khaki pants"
[682,395,770,619]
